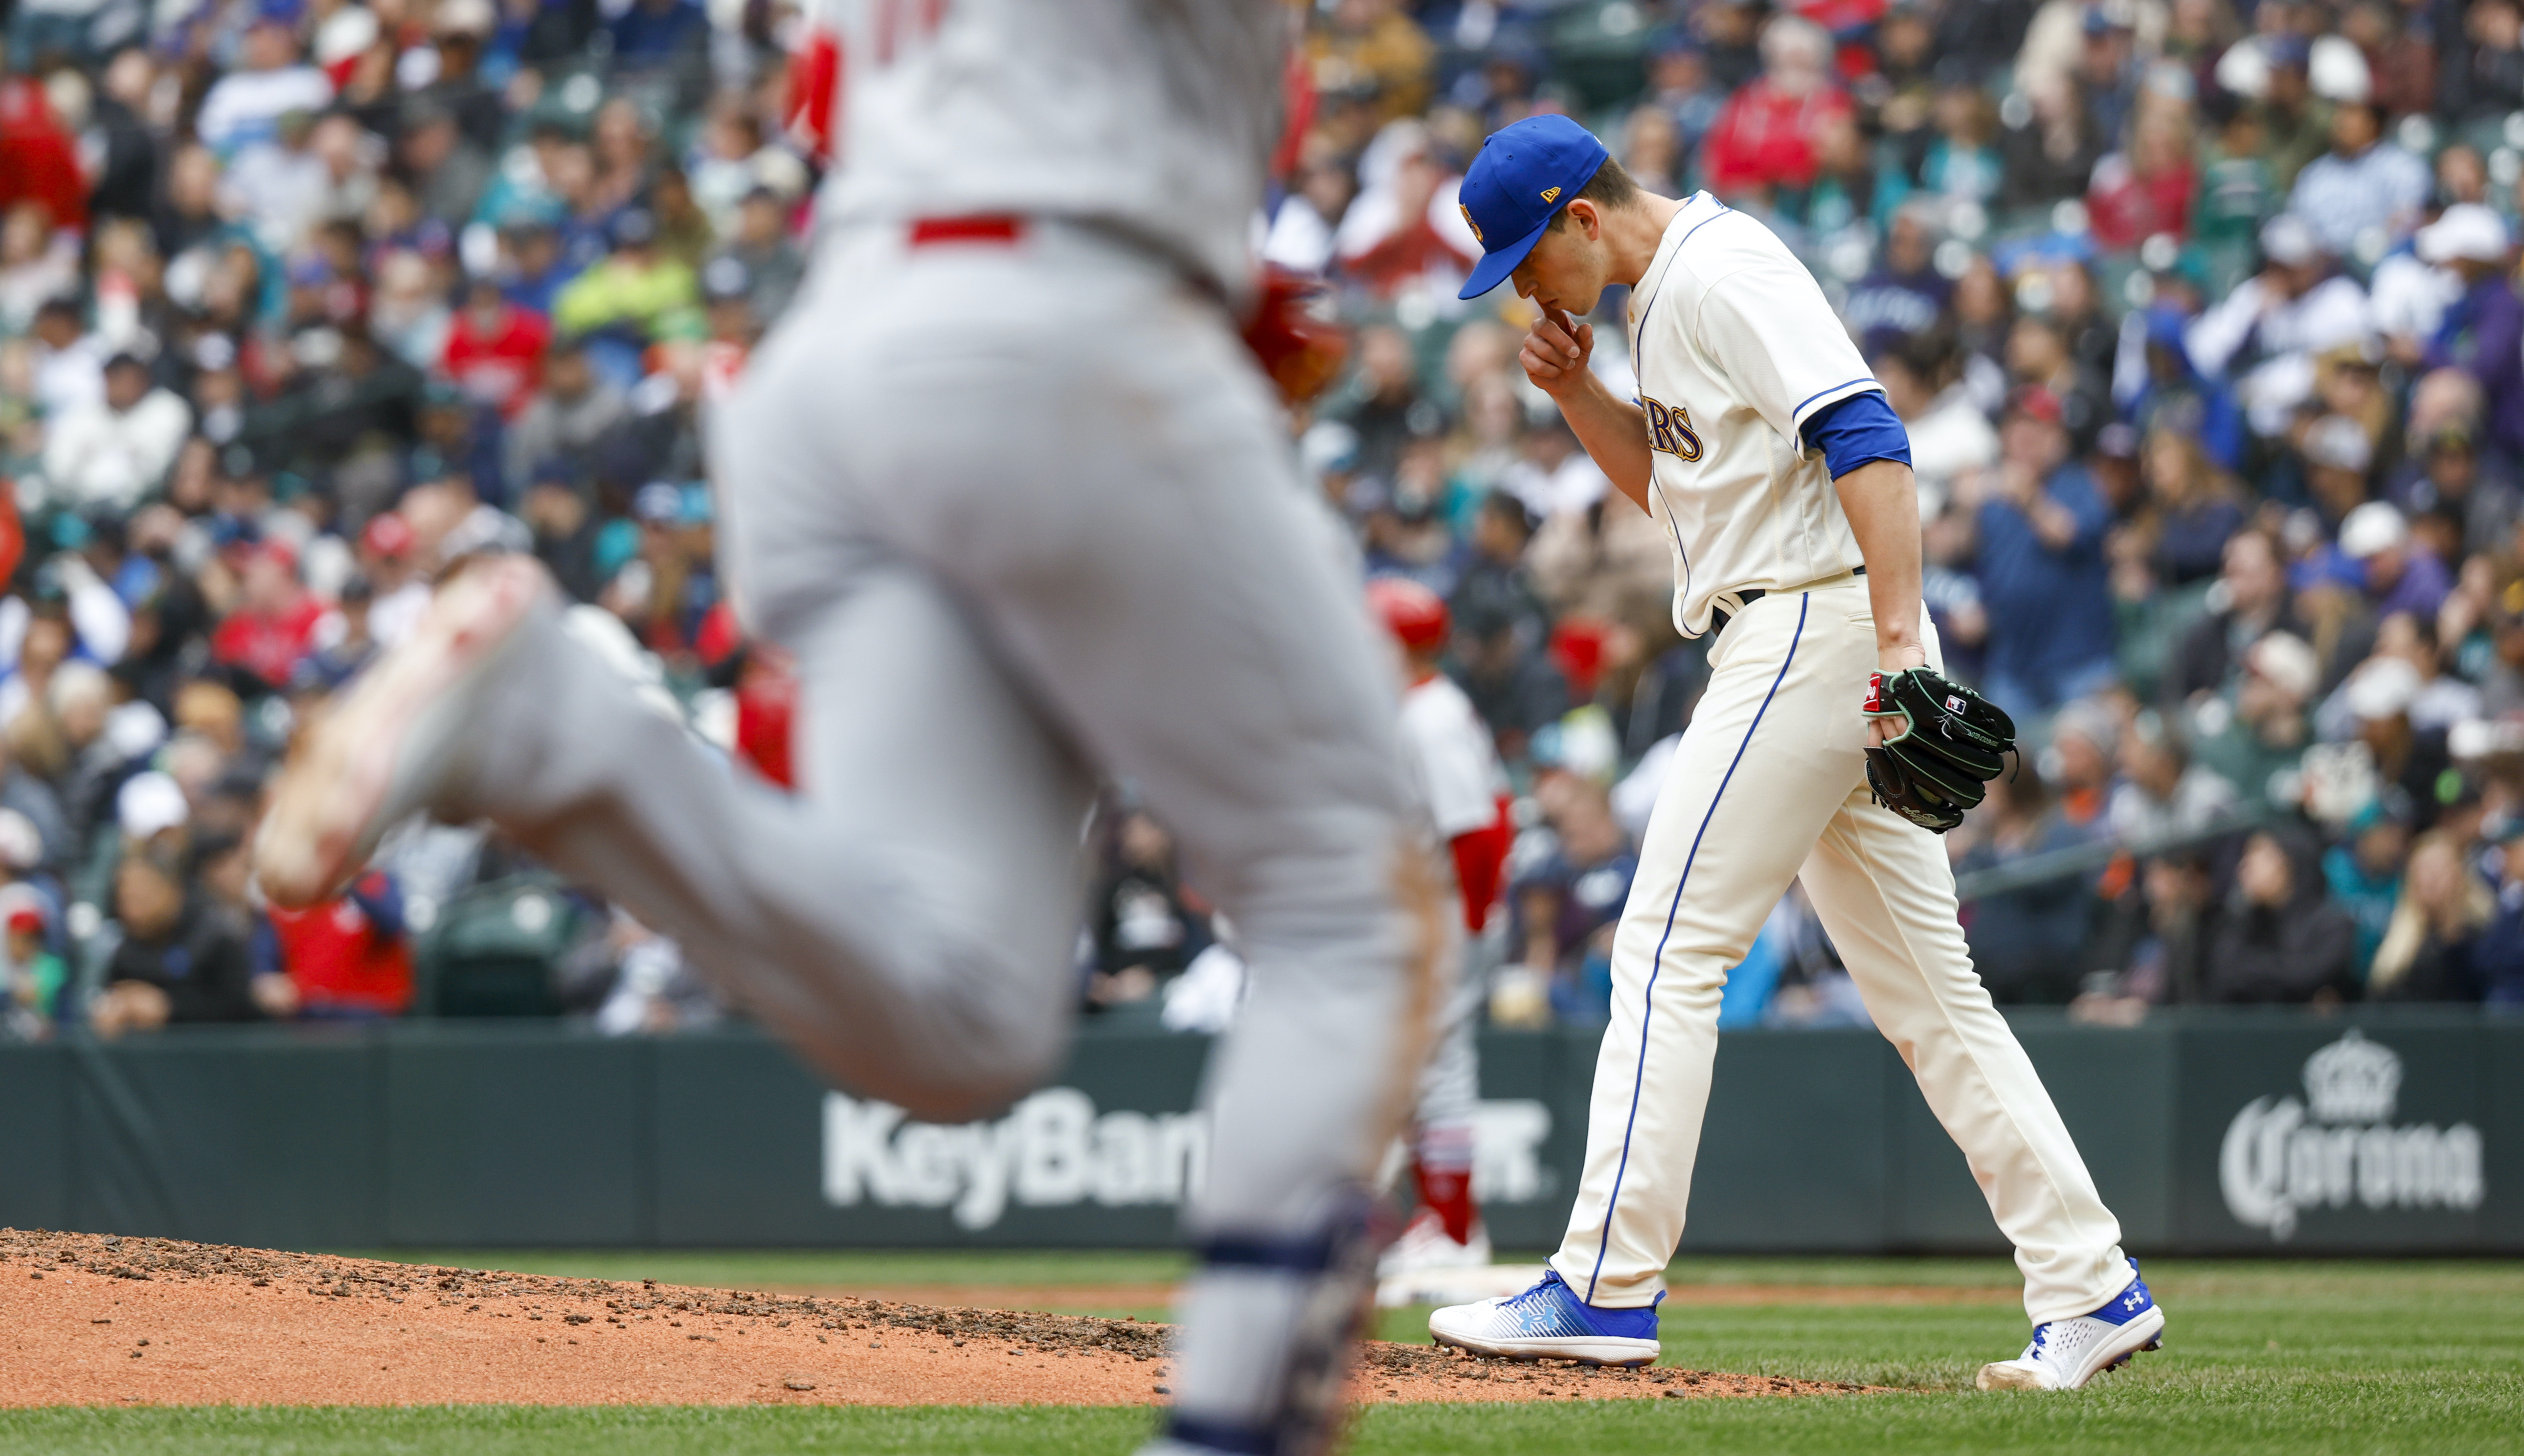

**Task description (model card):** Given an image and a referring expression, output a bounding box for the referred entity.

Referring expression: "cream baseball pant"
[1547,578,2132,1325]
[436,223,1431,1447]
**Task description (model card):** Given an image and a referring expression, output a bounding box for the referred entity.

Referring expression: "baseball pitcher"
[1425,116,2165,1391]
[255,5,1434,1453]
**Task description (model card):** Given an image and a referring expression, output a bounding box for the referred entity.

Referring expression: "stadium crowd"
[2,0,2523,1044]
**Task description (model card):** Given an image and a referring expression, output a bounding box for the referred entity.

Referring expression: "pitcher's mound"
[0,1229,1866,1407]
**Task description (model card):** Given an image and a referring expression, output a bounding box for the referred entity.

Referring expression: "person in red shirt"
[441,275,552,420]
[265,868,414,1017]
[1700,16,1852,201]
[210,542,325,690]
[2085,101,2196,251]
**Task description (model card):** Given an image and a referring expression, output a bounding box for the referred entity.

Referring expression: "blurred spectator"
[262,866,412,1018]
[1965,387,2116,718]
[40,351,189,511]
[195,11,335,156]
[1508,772,1637,1025]
[2184,215,2372,440]
[1088,809,1211,1012]
[441,275,551,420]
[89,847,262,1034]
[1702,17,1848,200]
[2416,204,2524,460]
[2339,502,2453,626]
[2366,829,2494,1000]
[504,336,628,496]
[2108,711,2238,840]
[2206,828,2361,1004]
[2191,630,2320,806]
[2287,101,2430,257]
[2323,794,2416,977]
[1961,768,2106,1004]
[553,208,698,343]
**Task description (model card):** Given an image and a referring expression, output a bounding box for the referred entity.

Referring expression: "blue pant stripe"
[1583,593,1807,1305]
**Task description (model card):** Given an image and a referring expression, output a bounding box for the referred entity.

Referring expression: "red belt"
[908,214,1026,247]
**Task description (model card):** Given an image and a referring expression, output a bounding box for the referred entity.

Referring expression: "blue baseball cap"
[1456,115,1612,301]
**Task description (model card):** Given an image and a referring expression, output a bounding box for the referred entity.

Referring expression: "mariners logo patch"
[1539,186,1561,203]
[1460,204,1483,243]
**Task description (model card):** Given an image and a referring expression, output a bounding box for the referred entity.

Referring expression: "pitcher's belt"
[1709,566,1866,639]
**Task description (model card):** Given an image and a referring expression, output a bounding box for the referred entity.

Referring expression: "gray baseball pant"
[445,224,1431,1444]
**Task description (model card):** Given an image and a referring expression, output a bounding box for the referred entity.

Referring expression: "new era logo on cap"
[1456,115,1609,300]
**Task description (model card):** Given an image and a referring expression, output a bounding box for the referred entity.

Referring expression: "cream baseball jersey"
[800,0,1282,300]
[1628,194,1883,637]
[1399,673,1508,841]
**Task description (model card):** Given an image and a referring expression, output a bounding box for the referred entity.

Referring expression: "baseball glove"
[1861,667,2017,833]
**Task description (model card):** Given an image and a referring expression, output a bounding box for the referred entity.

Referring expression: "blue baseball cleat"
[1977,1261,2167,1390]
[1427,1269,1662,1366]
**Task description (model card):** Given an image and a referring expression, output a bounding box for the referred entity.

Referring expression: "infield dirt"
[0,1230,1870,1408]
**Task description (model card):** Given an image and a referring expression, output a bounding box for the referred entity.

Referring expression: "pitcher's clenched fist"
[1519,306,1594,396]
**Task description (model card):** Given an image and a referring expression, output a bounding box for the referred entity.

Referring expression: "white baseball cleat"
[1977,1262,2166,1391]
[255,554,553,908]
[1377,1209,1492,1279]
[1427,1269,1662,1366]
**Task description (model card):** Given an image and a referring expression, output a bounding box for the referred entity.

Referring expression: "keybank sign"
[2219,1030,2486,1241]
[823,1089,1554,1232]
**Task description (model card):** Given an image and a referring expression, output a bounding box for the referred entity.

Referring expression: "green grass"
[5,1257,2517,1454]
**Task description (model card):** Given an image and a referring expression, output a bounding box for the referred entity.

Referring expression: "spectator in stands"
[2367,829,2494,1000]
[2192,630,2320,806]
[39,351,189,513]
[89,845,263,1034]
[2108,711,2238,841]
[1701,16,1848,202]
[1088,809,1211,1013]
[2086,97,2198,252]
[2184,214,2373,441]
[1967,386,2117,718]
[194,9,335,156]
[1510,772,1637,1025]
[2207,828,2361,1004]
[263,866,413,1018]
[2340,502,2454,628]
[503,336,627,498]
[2323,794,2416,979]
[2417,204,2524,460]
[2288,101,2431,257]
[1961,767,2108,1004]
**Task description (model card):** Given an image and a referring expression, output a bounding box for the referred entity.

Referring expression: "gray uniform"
[435,5,1428,1451]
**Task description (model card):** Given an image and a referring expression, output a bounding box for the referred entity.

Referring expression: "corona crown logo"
[2304,1029,2400,1123]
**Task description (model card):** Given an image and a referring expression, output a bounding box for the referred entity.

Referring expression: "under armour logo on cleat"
[2122,1292,2146,1312]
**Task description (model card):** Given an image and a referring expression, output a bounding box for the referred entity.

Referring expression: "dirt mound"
[0,1229,1868,1408]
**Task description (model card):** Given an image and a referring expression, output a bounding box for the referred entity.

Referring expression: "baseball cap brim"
[1459,216,1552,300]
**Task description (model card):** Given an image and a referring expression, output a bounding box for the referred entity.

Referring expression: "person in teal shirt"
[2322,796,2413,982]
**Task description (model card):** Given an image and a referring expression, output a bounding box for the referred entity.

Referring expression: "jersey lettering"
[1641,396,1703,461]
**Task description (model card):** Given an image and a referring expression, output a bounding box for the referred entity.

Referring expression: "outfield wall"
[0,1012,2515,1254]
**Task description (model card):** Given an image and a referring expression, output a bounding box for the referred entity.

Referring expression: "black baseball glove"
[1861,667,2017,833]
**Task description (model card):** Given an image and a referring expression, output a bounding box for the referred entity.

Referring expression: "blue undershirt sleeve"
[1799,389,1912,479]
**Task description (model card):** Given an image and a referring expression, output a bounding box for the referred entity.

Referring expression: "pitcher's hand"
[1520,306,1594,397]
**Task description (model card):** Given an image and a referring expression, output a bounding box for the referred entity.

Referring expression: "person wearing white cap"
[2338,499,2453,621]
[2417,202,2524,459]
[2346,652,2456,831]
[2191,630,2320,807]
[2185,214,2375,439]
